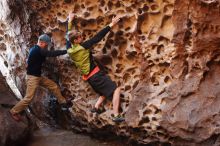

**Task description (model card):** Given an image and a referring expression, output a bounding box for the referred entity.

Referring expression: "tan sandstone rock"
[2,0,220,145]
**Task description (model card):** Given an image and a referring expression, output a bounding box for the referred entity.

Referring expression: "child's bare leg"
[112,87,121,116]
[95,96,105,109]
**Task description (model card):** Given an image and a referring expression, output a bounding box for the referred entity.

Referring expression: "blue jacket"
[27,45,67,77]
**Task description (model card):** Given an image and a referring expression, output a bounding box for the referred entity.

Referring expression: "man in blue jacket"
[10,34,68,121]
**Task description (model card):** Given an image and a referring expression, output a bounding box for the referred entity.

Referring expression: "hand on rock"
[68,13,75,22]
[109,15,121,27]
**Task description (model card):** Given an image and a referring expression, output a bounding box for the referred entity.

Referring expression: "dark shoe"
[112,114,125,123]
[90,108,104,114]
[66,98,73,107]
[60,103,69,112]
[9,111,22,122]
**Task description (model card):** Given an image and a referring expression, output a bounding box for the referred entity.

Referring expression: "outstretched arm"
[41,49,67,57]
[67,13,75,31]
[81,15,121,49]
[81,26,111,49]
[66,13,76,49]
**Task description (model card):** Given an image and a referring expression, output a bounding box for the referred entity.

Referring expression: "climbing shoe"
[60,103,69,112]
[112,114,125,123]
[9,111,22,122]
[90,107,104,114]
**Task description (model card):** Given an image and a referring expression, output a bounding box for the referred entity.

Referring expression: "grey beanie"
[38,34,51,45]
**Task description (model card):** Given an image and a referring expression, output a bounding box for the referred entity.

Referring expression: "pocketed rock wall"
[2,0,220,145]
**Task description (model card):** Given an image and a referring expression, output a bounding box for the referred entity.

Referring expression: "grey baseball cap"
[38,34,52,45]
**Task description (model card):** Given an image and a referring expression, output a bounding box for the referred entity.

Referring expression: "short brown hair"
[67,30,82,42]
